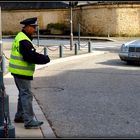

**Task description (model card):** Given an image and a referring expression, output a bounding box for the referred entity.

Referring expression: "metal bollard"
[2,55,6,73]
[0,93,10,126]
[44,47,48,55]
[88,41,92,53]
[78,23,81,50]
[74,43,78,55]
[0,94,15,138]
[0,44,15,138]
[0,125,15,138]
[59,45,63,58]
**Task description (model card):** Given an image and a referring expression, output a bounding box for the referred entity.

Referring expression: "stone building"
[1,1,140,37]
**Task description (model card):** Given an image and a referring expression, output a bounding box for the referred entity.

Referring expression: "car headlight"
[120,44,129,52]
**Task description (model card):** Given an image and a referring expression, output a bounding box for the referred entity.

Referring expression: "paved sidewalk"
[2,40,106,138]
[4,72,56,138]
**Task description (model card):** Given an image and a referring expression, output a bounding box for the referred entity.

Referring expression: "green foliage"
[2,31,18,35]
[47,23,67,30]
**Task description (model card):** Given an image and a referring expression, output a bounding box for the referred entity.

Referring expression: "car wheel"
[126,60,133,65]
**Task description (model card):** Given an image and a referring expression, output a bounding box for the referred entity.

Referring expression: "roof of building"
[0,1,69,10]
[77,1,140,6]
[0,1,140,11]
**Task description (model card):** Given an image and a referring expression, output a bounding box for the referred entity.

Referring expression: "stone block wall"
[1,3,140,36]
[73,4,140,36]
[1,9,68,34]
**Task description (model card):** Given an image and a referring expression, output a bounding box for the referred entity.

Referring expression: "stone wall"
[74,4,140,36]
[1,9,68,34]
[2,3,140,36]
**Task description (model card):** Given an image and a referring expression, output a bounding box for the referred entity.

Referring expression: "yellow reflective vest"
[8,32,35,76]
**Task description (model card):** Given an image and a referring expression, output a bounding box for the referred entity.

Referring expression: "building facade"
[1,2,140,37]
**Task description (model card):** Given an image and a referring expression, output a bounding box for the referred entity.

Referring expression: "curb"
[36,51,106,70]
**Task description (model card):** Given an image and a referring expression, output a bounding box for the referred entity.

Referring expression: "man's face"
[26,25,37,35]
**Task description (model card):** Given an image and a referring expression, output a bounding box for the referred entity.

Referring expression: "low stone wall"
[1,3,140,36]
[74,3,140,36]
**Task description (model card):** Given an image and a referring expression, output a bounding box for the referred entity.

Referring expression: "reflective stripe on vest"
[8,32,35,76]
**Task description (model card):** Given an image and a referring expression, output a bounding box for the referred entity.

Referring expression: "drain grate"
[33,86,64,92]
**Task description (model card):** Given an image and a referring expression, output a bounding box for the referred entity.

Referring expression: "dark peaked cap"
[20,17,38,26]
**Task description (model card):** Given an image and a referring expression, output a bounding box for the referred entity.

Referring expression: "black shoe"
[14,117,24,123]
[24,120,44,129]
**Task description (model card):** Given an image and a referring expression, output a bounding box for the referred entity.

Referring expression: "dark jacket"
[12,30,50,80]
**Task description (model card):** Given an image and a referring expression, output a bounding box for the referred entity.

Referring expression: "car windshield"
[129,40,140,46]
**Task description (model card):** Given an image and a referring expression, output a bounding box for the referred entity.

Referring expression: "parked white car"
[119,40,140,63]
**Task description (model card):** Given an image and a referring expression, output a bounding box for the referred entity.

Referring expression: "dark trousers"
[13,76,34,125]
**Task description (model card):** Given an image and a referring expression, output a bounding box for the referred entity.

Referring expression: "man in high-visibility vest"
[8,17,50,129]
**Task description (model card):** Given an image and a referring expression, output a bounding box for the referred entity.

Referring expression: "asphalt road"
[32,50,140,138]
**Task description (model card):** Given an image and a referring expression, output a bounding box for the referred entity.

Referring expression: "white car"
[119,40,140,64]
